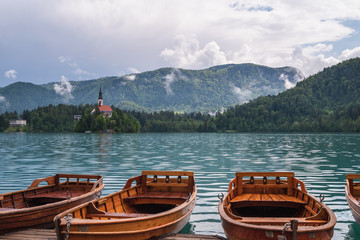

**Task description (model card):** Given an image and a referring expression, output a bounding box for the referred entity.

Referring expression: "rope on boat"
[282,222,291,235]
[282,220,299,240]
[64,213,72,240]
[319,193,325,203]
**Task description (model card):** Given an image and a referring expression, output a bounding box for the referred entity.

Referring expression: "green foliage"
[214,58,360,132]
[73,106,140,133]
[2,58,360,133]
[0,104,140,133]
[0,115,9,132]
[0,64,301,114]
[127,111,215,132]
[0,111,18,132]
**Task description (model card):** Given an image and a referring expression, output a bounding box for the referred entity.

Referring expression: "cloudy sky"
[1,0,360,87]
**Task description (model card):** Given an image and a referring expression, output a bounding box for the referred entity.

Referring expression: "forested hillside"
[216,58,360,132]
[1,58,360,133]
[0,64,302,114]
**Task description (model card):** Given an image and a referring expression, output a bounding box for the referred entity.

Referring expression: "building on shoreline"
[92,87,112,117]
[9,119,26,127]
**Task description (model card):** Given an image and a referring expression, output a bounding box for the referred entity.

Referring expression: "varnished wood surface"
[0,174,104,235]
[0,229,224,240]
[54,171,197,240]
[220,172,336,240]
[0,229,57,240]
[230,193,306,204]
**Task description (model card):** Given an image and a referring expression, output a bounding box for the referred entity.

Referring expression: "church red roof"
[99,105,112,112]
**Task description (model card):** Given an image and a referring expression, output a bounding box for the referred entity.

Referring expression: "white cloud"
[125,75,136,81]
[162,69,187,95]
[59,56,90,77]
[59,56,67,63]
[163,71,176,95]
[1,0,360,84]
[339,47,360,61]
[232,84,253,103]
[128,67,140,74]
[160,36,229,69]
[0,95,10,108]
[54,75,74,100]
[4,69,17,80]
[279,73,296,89]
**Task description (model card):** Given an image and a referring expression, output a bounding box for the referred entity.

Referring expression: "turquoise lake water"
[1,132,360,239]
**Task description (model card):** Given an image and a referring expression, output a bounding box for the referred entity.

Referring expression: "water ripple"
[1,133,360,239]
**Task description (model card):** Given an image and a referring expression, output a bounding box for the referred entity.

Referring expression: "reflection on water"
[1,132,360,239]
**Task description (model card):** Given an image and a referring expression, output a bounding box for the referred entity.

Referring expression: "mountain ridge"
[216,57,360,132]
[0,63,303,114]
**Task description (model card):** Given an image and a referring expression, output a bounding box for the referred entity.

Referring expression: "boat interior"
[347,174,360,200]
[223,172,330,226]
[0,174,103,210]
[69,171,195,220]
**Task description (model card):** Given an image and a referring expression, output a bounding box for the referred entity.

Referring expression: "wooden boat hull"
[219,172,336,240]
[54,171,197,240]
[0,174,104,234]
[345,174,360,225]
[220,207,334,240]
[57,200,195,240]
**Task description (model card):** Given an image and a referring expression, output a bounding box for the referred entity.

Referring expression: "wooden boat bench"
[86,212,151,219]
[237,217,328,225]
[230,193,306,208]
[124,192,189,205]
[24,191,84,204]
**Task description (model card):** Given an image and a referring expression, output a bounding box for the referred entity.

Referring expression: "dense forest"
[0,104,140,133]
[0,63,301,114]
[0,106,214,133]
[1,58,360,133]
[215,58,360,132]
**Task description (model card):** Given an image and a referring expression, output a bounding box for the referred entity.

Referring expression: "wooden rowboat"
[0,174,104,234]
[54,170,197,240]
[218,172,336,240]
[345,174,360,225]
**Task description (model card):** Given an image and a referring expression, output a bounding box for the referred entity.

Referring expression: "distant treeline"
[0,104,140,133]
[0,104,215,133]
[0,101,360,133]
[1,58,360,133]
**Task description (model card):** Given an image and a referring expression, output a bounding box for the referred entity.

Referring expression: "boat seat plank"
[124,192,188,200]
[230,194,252,201]
[238,217,327,225]
[249,194,261,201]
[230,194,306,204]
[25,191,84,200]
[261,194,273,201]
[123,191,189,205]
[86,212,150,219]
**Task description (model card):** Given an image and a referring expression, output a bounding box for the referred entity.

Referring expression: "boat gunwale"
[345,174,360,221]
[219,172,337,233]
[54,171,197,240]
[56,184,197,225]
[58,196,196,236]
[0,174,104,215]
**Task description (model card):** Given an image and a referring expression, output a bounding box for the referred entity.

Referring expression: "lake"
[1,132,360,239]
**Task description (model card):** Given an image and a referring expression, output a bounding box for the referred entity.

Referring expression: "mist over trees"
[1,58,360,133]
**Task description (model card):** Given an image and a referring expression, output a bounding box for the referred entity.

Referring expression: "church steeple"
[98,87,103,106]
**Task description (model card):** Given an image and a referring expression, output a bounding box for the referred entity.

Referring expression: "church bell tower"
[98,87,103,106]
